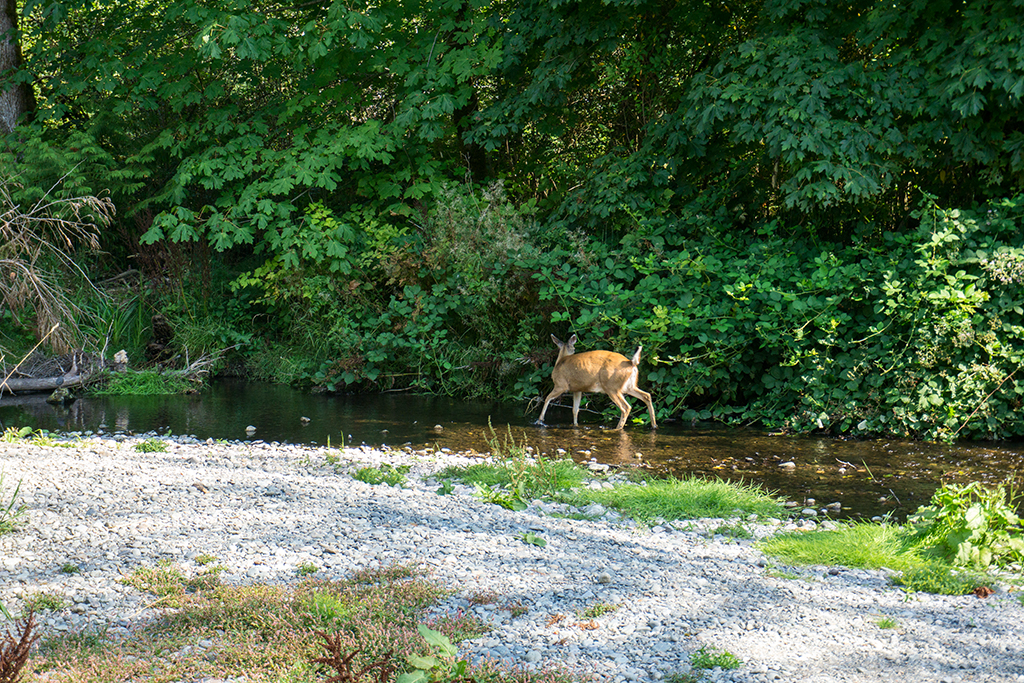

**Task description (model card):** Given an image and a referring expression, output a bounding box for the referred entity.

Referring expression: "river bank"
[0,434,1021,682]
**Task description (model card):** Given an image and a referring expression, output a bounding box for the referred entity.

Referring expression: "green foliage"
[689,645,742,671]
[907,480,1024,569]
[134,438,169,453]
[534,193,1024,440]
[75,293,152,362]
[92,370,195,396]
[759,487,1018,595]
[231,182,549,396]
[0,427,72,448]
[296,562,320,577]
[517,532,547,548]
[295,590,352,629]
[352,464,410,488]
[676,0,1024,235]
[566,476,787,523]
[120,560,225,607]
[30,559,567,683]
[22,592,67,613]
[444,424,587,510]
[0,427,34,443]
[576,602,618,619]
[758,522,922,572]
[890,563,985,596]
[397,624,465,683]
[0,471,26,536]
[8,0,1024,441]
[473,482,528,512]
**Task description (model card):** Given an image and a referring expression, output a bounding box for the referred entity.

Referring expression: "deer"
[536,334,657,430]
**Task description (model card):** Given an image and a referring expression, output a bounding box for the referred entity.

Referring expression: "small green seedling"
[518,532,547,547]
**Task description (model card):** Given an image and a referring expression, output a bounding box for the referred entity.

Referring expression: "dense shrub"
[61,184,1023,441]
[540,194,1024,440]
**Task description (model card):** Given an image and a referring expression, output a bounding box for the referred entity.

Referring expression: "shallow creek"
[2,379,1022,520]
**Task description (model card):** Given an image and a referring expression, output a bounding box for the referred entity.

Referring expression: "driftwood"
[0,350,100,397]
[0,371,88,395]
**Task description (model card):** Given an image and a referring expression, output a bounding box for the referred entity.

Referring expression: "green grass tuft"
[91,370,194,396]
[565,476,787,523]
[758,521,921,571]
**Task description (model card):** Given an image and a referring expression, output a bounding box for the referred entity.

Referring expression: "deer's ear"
[568,334,577,345]
[551,334,562,345]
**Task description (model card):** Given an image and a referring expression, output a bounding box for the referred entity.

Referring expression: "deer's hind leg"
[625,387,657,428]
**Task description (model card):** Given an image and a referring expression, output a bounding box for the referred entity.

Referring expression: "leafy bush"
[536,193,1024,439]
[233,182,551,398]
[907,480,1024,569]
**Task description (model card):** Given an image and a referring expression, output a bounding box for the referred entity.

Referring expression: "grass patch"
[576,601,618,619]
[296,562,319,577]
[564,476,787,523]
[708,522,754,540]
[23,591,67,612]
[352,463,410,487]
[134,437,168,453]
[28,563,574,683]
[442,425,788,525]
[1,426,76,448]
[90,369,194,395]
[758,521,921,572]
[120,560,226,607]
[761,525,990,595]
[439,423,588,510]
[890,563,987,596]
[758,479,1024,596]
[874,616,899,629]
[690,645,742,670]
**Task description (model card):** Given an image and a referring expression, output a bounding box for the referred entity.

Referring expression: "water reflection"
[2,380,1022,520]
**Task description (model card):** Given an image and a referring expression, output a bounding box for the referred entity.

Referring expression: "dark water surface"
[2,380,1022,520]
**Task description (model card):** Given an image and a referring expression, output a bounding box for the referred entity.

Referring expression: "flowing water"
[2,380,1022,520]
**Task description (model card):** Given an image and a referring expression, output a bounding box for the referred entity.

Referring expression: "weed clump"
[907,479,1024,569]
[759,479,1024,595]
[133,437,168,453]
[32,562,568,683]
[352,463,410,488]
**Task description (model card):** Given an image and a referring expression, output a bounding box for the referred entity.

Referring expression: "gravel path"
[0,434,1022,683]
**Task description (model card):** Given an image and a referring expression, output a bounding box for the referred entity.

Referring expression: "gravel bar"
[0,434,1022,683]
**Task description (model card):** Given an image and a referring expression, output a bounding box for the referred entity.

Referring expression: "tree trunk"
[0,0,34,133]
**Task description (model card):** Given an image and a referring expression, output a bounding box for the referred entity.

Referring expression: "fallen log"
[0,372,87,395]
